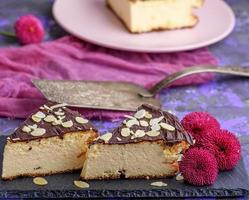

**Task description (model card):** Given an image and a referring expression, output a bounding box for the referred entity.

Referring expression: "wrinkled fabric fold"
[0,36,217,120]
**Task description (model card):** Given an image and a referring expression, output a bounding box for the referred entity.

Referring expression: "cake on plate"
[107,0,204,33]
[81,104,193,180]
[2,101,98,180]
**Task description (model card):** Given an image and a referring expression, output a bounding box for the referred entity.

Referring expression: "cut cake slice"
[81,104,193,180]
[107,0,204,33]
[2,102,98,180]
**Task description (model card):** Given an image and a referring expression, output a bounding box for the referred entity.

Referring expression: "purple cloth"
[0,36,217,120]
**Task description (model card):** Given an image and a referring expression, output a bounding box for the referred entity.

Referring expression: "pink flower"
[15,15,45,45]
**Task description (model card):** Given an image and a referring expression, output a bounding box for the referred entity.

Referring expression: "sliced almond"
[124,115,136,120]
[54,111,65,116]
[151,124,161,131]
[50,103,67,110]
[44,115,56,123]
[176,174,184,181]
[177,154,183,162]
[73,180,89,189]
[150,181,167,187]
[12,138,21,141]
[52,119,62,126]
[22,126,31,133]
[150,116,164,126]
[121,128,131,137]
[117,137,122,141]
[145,112,153,119]
[140,120,149,127]
[146,130,160,137]
[31,115,42,123]
[75,117,89,124]
[126,119,139,128]
[34,111,46,119]
[33,177,48,186]
[30,128,46,137]
[99,132,112,143]
[160,122,175,131]
[134,109,146,119]
[62,120,73,128]
[58,116,65,120]
[28,124,38,130]
[44,105,52,111]
[134,130,146,138]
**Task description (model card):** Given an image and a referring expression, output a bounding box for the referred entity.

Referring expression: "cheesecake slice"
[81,104,193,180]
[2,102,98,180]
[107,0,204,33]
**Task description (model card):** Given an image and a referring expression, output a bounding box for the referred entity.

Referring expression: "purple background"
[0,0,248,199]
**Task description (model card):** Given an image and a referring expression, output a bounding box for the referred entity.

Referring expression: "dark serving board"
[0,136,248,199]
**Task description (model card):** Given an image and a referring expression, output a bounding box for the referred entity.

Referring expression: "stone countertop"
[0,0,249,199]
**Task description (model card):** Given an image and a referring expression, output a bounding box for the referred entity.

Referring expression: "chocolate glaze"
[97,104,194,145]
[9,101,96,142]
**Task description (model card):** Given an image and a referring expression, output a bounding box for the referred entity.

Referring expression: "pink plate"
[53,0,235,53]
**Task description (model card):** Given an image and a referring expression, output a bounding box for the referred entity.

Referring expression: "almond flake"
[32,115,42,123]
[146,130,160,137]
[73,180,89,189]
[75,117,88,124]
[44,115,56,123]
[131,135,135,140]
[34,111,46,119]
[62,120,73,128]
[145,112,152,119]
[126,119,139,128]
[124,115,136,120]
[52,119,62,126]
[33,177,48,186]
[177,154,183,162]
[160,122,175,131]
[140,120,149,127]
[130,130,135,135]
[30,128,46,137]
[150,116,164,126]
[22,126,31,133]
[134,130,146,138]
[117,137,122,141]
[99,132,112,143]
[176,174,184,181]
[44,105,52,111]
[121,128,130,137]
[12,138,21,141]
[28,124,38,130]
[50,103,67,110]
[134,109,146,119]
[151,124,161,131]
[54,111,65,116]
[58,116,65,120]
[150,181,167,187]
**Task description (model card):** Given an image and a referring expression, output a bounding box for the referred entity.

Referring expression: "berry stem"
[0,31,16,38]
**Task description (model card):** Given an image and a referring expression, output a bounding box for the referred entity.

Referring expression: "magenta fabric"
[0,36,217,120]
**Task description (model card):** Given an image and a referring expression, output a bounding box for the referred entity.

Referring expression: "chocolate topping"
[9,101,96,142]
[96,104,194,145]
